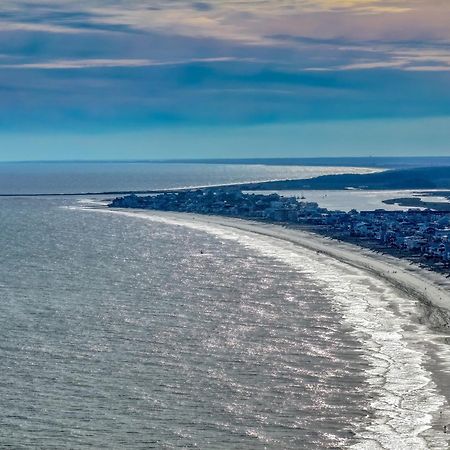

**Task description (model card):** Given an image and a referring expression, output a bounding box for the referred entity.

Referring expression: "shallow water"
[248,189,437,212]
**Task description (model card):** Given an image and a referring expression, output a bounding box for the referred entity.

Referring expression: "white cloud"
[0,57,240,69]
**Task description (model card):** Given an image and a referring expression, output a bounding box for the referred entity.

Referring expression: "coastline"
[107,208,450,327]
[89,205,450,446]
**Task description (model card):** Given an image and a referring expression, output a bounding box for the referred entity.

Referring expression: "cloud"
[0,58,449,133]
[0,57,239,69]
[0,0,448,134]
[192,2,214,12]
[326,48,450,72]
[2,0,446,45]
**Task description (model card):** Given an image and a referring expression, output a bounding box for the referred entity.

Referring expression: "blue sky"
[0,0,449,160]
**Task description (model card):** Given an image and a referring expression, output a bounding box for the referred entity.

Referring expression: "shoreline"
[109,208,450,327]
[90,205,450,446]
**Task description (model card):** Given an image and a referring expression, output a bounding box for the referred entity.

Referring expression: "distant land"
[239,166,450,191]
[383,197,450,212]
[4,156,450,169]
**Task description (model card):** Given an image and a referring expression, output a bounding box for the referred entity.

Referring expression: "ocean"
[0,162,377,195]
[0,162,449,449]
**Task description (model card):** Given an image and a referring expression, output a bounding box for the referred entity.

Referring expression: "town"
[109,189,450,274]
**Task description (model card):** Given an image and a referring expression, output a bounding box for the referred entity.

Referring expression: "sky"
[0,0,449,160]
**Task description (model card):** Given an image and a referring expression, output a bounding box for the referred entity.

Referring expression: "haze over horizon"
[0,0,449,160]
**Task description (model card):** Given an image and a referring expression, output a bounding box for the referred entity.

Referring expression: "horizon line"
[0,156,450,164]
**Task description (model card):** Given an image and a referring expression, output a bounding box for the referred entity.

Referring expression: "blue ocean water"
[0,162,376,194]
[0,163,449,449]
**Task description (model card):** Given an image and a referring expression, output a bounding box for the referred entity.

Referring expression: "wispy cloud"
[327,48,450,71]
[1,57,240,69]
[2,1,448,43]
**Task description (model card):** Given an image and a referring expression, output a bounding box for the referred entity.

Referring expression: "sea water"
[0,162,377,195]
[0,163,449,449]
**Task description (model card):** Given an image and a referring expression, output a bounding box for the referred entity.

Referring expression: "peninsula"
[236,166,450,191]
